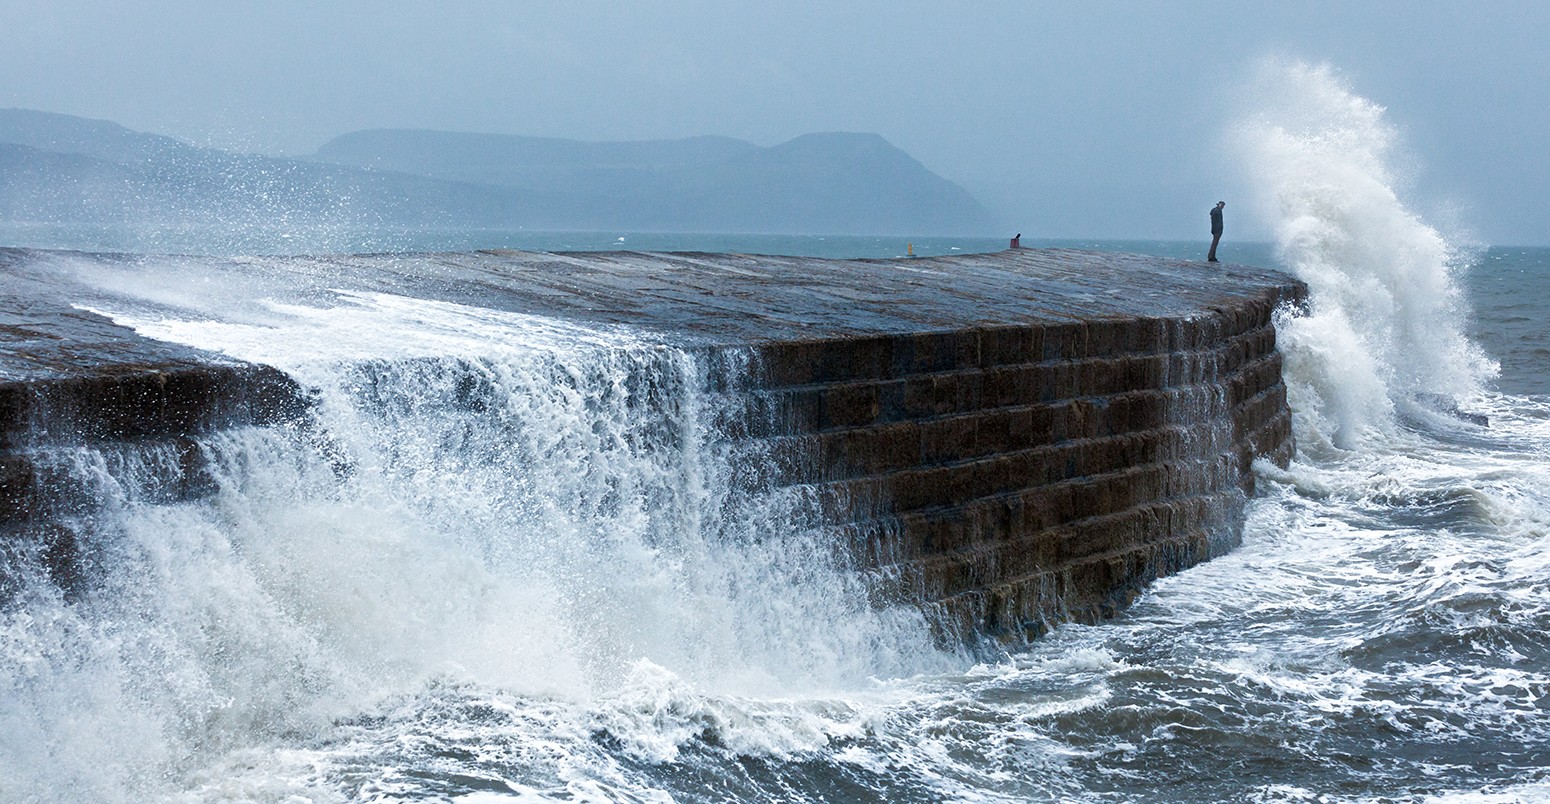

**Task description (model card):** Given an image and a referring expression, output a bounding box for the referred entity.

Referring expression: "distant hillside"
[0,108,190,165]
[311,128,997,235]
[314,129,762,185]
[0,109,998,237]
[0,109,544,231]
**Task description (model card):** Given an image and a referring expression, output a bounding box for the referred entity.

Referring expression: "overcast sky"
[4,1,1546,244]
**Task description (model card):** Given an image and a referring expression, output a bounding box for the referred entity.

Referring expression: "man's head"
[1216,201,1226,209]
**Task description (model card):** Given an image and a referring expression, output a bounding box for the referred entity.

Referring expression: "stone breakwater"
[752,303,1293,642]
[0,247,1303,640]
[0,250,303,595]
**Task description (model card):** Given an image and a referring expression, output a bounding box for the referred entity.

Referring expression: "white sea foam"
[1235,60,1497,450]
[4,271,968,801]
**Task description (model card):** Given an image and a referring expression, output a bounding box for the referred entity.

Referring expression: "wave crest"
[1235,60,1496,450]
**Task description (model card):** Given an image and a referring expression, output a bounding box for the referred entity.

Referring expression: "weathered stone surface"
[0,246,1303,642]
[771,316,1297,643]
[0,249,310,549]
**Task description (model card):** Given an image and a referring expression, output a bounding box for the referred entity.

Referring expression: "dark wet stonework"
[0,247,1303,641]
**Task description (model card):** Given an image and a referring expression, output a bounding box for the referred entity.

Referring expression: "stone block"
[1122,318,1169,355]
[1040,322,1087,360]
[817,384,881,430]
[1085,320,1125,357]
[979,326,1033,368]
[897,331,980,375]
[815,337,893,384]
[903,372,984,418]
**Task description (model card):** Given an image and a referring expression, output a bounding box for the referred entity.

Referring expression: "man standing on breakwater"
[1207,201,1225,262]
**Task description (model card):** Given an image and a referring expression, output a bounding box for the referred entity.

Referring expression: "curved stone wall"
[747,298,1299,643]
[0,247,1304,639]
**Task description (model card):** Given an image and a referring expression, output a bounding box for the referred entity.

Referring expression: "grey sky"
[4,1,1547,244]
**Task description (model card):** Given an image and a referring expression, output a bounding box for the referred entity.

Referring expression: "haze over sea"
[4,63,1550,803]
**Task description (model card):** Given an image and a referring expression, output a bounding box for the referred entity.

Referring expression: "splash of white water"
[2,274,959,802]
[1235,60,1496,451]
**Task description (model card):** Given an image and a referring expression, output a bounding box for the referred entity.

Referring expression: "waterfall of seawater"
[1235,60,1497,453]
[1,286,957,801]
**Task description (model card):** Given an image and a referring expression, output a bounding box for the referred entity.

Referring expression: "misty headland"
[0,108,998,253]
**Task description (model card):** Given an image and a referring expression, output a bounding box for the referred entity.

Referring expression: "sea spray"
[2,278,957,801]
[1235,60,1495,451]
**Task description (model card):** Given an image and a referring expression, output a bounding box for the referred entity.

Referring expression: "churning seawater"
[6,62,1550,803]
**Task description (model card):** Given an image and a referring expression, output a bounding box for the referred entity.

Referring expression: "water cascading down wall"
[0,247,1304,644]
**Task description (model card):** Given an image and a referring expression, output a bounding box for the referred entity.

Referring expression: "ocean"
[5,68,1550,802]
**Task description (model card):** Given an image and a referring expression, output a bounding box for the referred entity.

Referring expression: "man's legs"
[1207,232,1221,262]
